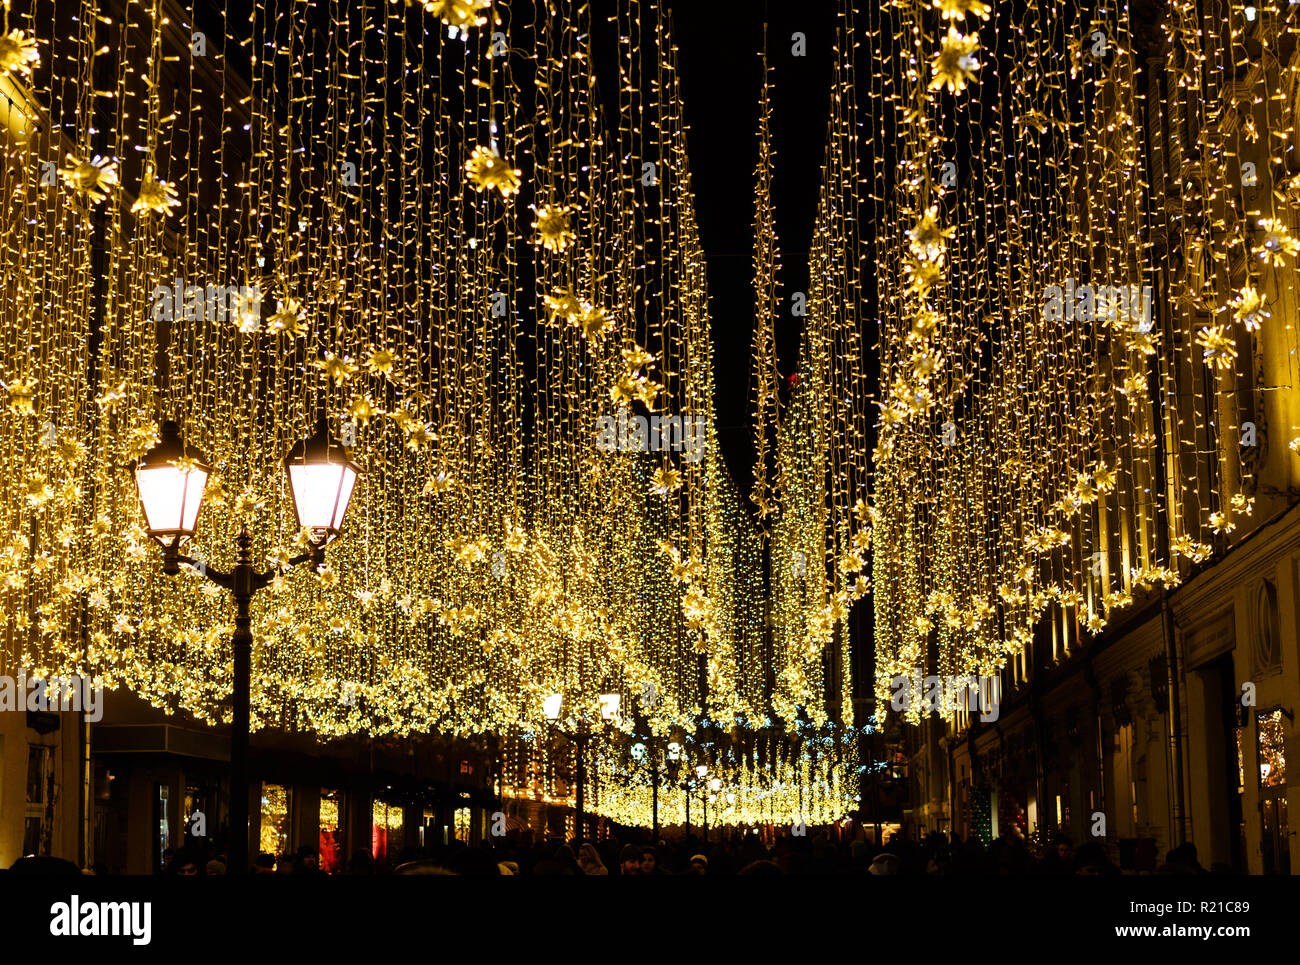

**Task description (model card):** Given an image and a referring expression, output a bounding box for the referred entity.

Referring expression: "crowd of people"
[42,828,1218,876]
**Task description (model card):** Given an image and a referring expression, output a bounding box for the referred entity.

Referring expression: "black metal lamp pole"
[135,418,356,874]
[163,528,324,875]
[651,757,659,840]
[703,784,709,843]
[575,729,587,841]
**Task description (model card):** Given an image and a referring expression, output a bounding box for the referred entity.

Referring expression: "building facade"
[901,5,1300,874]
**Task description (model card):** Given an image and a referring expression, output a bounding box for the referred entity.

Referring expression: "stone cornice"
[1170,501,1300,623]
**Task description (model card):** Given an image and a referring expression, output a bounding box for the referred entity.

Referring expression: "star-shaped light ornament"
[932,0,991,20]
[930,28,982,94]
[610,372,660,408]
[315,352,358,383]
[670,554,702,585]
[366,348,397,376]
[1230,286,1268,332]
[533,204,576,252]
[345,396,380,425]
[229,287,262,333]
[423,470,457,495]
[577,304,611,339]
[0,30,40,79]
[266,299,308,337]
[620,343,657,370]
[60,154,119,203]
[416,0,493,29]
[1208,511,1235,535]
[651,466,682,497]
[543,287,585,326]
[504,517,528,553]
[1255,218,1300,267]
[5,377,36,416]
[404,422,435,450]
[1195,324,1237,370]
[465,145,521,197]
[909,205,955,262]
[131,165,181,218]
[233,490,265,516]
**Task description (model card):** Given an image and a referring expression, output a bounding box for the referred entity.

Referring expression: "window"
[1254,581,1282,675]
[1114,722,1137,831]
[417,807,435,848]
[1257,709,1290,874]
[371,801,403,864]
[1235,725,1245,793]
[23,745,51,857]
[183,784,210,841]
[155,783,171,870]
[259,783,292,857]
[25,745,48,805]
[1258,710,1286,787]
[319,789,343,874]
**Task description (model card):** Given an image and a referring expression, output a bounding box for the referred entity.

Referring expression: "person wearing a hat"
[618,843,642,875]
[688,854,708,875]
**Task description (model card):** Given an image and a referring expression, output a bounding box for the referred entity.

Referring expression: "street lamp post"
[651,758,659,839]
[545,691,618,842]
[706,776,721,843]
[133,419,358,875]
[633,736,679,840]
[573,729,593,840]
[703,783,709,842]
[693,764,710,843]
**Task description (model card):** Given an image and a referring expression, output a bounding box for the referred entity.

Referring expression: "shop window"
[184,784,211,841]
[319,789,343,874]
[1257,708,1289,874]
[260,783,292,857]
[417,808,435,848]
[371,801,404,865]
[1258,710,1286,787]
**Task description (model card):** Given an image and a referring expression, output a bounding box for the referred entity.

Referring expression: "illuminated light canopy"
[283,419,359,546]
[3,0,772,742]
[133,421,210,549]
[18,0,1280,770]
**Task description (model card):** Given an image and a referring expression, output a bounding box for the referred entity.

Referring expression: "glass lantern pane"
[330,465,358,530]
[288,463,345,530]
[181,468,207,532]
[136,466,188,535]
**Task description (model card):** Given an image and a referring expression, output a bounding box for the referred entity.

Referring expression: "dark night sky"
[666,0,839,488]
